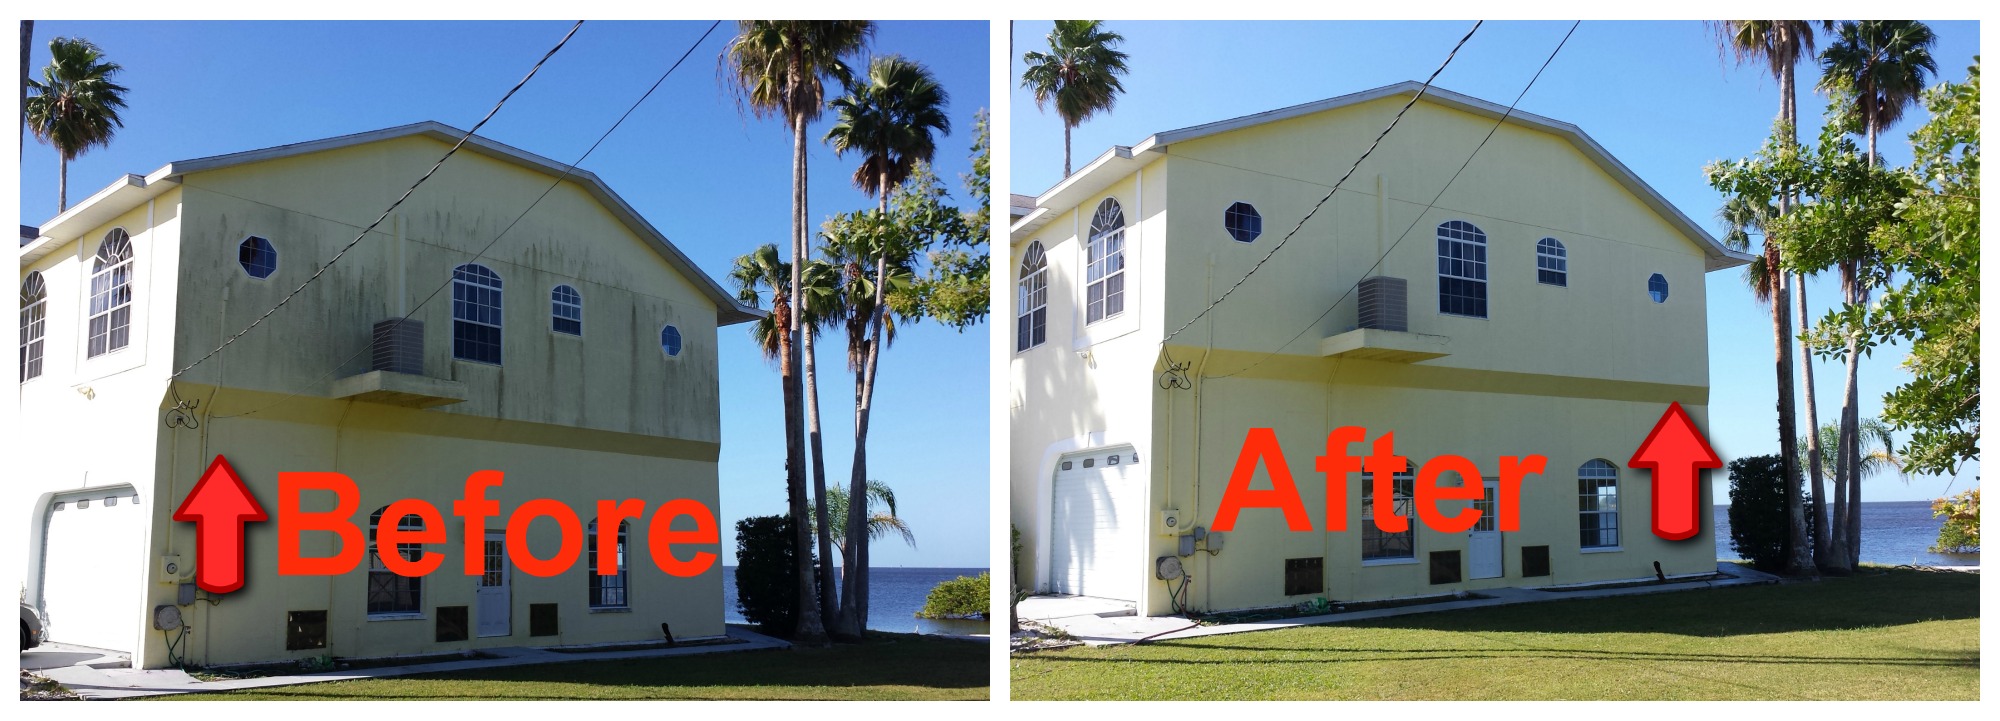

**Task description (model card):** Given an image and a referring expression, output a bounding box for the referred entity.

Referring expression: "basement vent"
[1284,558,1324,596]
[530,603,560,637]
[1429,551,1462,585]
[287,610,328,651]
[436,606,469,642]
[372,319,425,375]
[1357,276,1408,332]
[1521,546,1551,578]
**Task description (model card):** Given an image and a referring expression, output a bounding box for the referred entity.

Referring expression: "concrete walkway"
[1037,562,1780,647]
[21,643,130,671]
[35,626,791,700]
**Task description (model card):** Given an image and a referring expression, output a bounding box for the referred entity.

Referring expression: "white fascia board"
[21,172,181,267]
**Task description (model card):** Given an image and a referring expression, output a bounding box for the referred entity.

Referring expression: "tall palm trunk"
[1798,274,1829,562]
[1844,119,1880,569]
[1062,122,1072,177]
[805,212,837,633]
[1772,63,1808,575]
[1825,261,1859,573]
[19,21,30,164]
[839,178,893,639]
[785,109,826,644]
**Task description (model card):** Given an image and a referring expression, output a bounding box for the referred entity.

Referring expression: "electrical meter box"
[161,554,183,577]
[1160,508,1181,535]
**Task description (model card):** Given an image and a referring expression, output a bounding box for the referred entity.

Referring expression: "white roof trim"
[23,121,763,325]
[1019,81,1753,270]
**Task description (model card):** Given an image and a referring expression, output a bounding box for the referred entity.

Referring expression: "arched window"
[1361,459,1416,562]
[1536,237,1567,286]
[1085,198,1127,324]
[588,519,629,609]
[1648,273,1670,303]
[87,229,135,358]
[551,284,583,336]
[452,264,503,364]
[660,324,683,358]
[1437,221,1487,318]
[1017,241,1048,351]
[1579,460,1620,549]
[239,236,277,279]
[367,507,425,616]
[21,272,48,382]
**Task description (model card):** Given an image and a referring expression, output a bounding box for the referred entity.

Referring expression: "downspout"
[1194,253,1215,613]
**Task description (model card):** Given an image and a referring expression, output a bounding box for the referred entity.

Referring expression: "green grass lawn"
[161,632,987,701]
[1012,567,1979,700]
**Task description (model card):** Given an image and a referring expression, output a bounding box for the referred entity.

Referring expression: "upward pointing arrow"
[1629,402,1722,541]
[172,455,268,594]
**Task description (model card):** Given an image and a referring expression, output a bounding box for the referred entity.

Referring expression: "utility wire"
[169,20,585,380]
[1158,20,1483,348]
[211,20,723,420]
[1205,20,1581,381]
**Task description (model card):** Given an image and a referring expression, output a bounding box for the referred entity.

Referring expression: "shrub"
[1931,488,1979,553]
[916,572,990,620]
[734,515,799,636]
[1726,454,1816,572]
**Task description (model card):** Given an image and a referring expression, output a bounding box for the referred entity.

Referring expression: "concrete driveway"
[21,642,129,671]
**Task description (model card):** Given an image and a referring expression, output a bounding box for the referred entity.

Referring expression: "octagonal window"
[1225,202,1262,243]
[239,236,277,279]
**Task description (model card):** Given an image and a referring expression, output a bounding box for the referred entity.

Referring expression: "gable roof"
[1012,81,1753,271]
[20,121,762,325]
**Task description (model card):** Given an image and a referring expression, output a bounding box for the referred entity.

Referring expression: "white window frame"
[1437,220,1488,319]
[21,272,48,383]
[1361,464,1418,564]
[1017,241,1048,352]
[588,519,631,610]
[1084,198,1127,325]
[1537,237,1567,287]
[551,284,584,337]
[86,229,135,359]
[451,263,504,365]
[367,507,426,619]
[1579,459,1621,551]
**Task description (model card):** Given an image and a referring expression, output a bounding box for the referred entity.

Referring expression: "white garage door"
[1050,447,1139,601]
[40,487,145,652]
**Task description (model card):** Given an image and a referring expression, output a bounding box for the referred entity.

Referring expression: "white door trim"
[1468,478,1503,580]
[475,530,511,637]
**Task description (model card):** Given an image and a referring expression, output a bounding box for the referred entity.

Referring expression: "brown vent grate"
[1284,557,1324,596]
[287,610,328,651]
[435,606,468,642]
[530,603,560,637]
[1521,546,1551,577]
[1429,551,1462,585]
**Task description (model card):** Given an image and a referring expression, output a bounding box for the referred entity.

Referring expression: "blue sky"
[19,20,991,567]
[1011,20,1980,503]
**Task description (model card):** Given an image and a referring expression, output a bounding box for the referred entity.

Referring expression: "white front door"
[1468,478,1503,580]
[1049,448,1139,602]
[475,531,511,637]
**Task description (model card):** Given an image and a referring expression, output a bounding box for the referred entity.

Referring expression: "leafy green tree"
[1930,488,1978,554]
[1711,20,1833,574]
[916,572,990,620]
[1726,455,1816,573]
[722,20,873,645]
[1021,20,1130,177]
[822,54,951,639]
[733,515,807,636]
[1814,20,1937,570]
[24,36,128,213]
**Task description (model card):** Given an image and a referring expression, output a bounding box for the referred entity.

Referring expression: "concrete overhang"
[1319,327,1451,364]
[328,370,469,409]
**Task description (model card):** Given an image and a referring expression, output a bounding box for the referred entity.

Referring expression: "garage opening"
[37,486,145,653]
[1049,447,1139,602]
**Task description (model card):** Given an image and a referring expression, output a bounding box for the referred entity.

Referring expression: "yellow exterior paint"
[19,127,741,668]
[1011,89,1737,617]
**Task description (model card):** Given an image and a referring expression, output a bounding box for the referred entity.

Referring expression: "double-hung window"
[1362,464,1417,562]
[1437,220,1488,318]
[87,229,135,358]
[20,272,47,381]
[1579,460,1620,549]
[588,519,629,609]
[1017,241,1048,351]
[452,264,503,364]
[551,284,583,336]
[367,507,425,616]
[1085,199,1127,324]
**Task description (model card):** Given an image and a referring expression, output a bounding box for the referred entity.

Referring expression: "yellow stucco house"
[1008,82,1752,618]
[17,122,758,668]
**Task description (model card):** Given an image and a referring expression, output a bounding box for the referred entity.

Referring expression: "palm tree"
[797,257,844,631]
[1817,20,1936,570]
[1801,418,1904,490]
[818,480,917,572]
[24,36,128,213]
[1710,20,1829,576]
[722,20,872,644]
[19,21,31,163]
[1020,21,1130,177]
[823,55,950,638]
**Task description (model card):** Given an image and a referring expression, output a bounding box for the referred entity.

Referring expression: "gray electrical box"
[1178,533,1196,557]
[178,582,198,606]
[1208,532,1226,552]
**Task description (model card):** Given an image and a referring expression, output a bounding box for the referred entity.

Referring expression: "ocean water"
[721,566,991,634]
[1713,500,1979,567]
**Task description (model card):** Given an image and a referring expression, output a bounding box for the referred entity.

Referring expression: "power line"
[1203,20,1582,382]
[1158,20,1483,348]
[210,20,723,420]
[169,20,585,380]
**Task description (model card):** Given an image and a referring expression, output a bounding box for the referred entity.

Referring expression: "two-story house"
[1008,82,1752,617]
[17,122,759,669]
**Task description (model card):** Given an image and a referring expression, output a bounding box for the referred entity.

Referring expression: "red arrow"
[1629,402,1721,541]
[172,455,268,594]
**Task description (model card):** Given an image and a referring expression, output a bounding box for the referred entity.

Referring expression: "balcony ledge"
[329,370,468,408]
[1318,327,1451,363]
